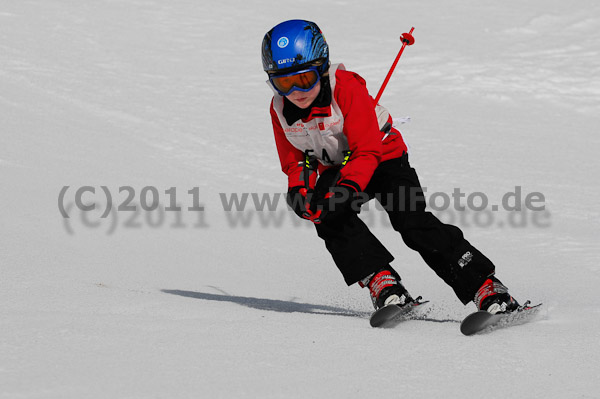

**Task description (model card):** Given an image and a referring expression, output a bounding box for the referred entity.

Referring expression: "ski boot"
[474,277,519,314]
[360,268,412,310]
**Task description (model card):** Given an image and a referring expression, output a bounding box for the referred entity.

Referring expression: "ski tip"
[460,304,543,336]
[369,297,428,328]
[369,304,403,327]
[460,311,494,336]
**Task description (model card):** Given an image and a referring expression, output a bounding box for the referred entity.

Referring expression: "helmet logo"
[277,58,295,65]
[277,36,289,48]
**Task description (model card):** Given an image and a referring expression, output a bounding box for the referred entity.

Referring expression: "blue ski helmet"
[262,20,329,76]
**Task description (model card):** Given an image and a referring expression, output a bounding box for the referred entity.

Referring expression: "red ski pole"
[373,28,415,105]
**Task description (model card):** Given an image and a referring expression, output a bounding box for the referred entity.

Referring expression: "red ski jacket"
[270,65,407,191]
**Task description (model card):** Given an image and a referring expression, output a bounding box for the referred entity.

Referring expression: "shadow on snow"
[161,288,371,318]
[161,288,461,324]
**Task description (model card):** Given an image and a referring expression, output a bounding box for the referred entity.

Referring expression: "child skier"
[262,19,519,315]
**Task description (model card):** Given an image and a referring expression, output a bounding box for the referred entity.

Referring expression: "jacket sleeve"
[270,100,310,189]
[333,71,383,191]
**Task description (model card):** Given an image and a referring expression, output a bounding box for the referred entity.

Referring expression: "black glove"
[310,180,361,223]
[286,186,314,219]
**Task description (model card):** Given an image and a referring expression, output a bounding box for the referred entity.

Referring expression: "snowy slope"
[1,1,600,398]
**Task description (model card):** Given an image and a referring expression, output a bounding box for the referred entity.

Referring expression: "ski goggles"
[268,67,321,96]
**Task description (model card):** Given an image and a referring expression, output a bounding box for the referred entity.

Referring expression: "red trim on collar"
[302,106,332,122]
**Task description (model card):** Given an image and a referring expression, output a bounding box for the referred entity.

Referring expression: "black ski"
[370,297,428,327]
[460,301,542,336]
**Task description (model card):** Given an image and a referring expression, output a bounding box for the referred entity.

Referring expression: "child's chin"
[293,99,311,108]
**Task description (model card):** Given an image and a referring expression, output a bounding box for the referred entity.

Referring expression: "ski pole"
[373,28,415,105]
[311,150,352,224]
[308,29,416,224]
[300,150,317,219]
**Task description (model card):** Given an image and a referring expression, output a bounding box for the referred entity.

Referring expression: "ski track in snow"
[1,1,600,398]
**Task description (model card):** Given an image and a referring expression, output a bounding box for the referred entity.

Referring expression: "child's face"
[285,81,321,109]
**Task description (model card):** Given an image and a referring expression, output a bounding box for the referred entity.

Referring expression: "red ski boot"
[475,278,519,314]
[360,268,412,310]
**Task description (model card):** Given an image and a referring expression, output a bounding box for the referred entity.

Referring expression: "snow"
[2,0,600,398]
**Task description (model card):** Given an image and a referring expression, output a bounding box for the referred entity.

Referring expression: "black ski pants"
[313,154,495,304]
